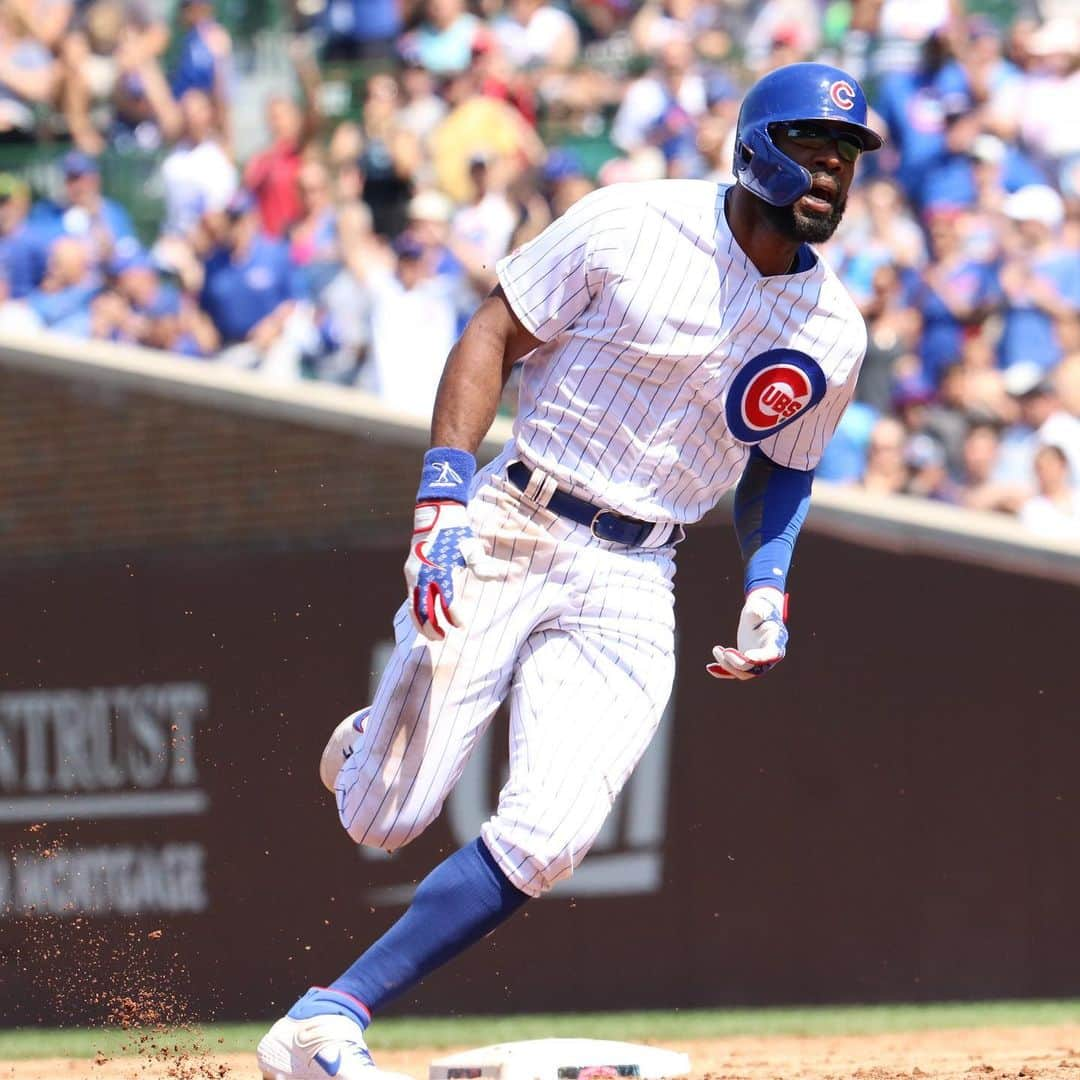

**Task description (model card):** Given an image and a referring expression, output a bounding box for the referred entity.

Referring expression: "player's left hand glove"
[707,586,789,681]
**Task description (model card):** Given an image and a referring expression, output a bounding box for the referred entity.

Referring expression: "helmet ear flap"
[733,126,812,207]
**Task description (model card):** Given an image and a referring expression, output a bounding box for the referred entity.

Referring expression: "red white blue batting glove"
[405,500,499,640]
[707,586,789,681]
[405,447,499,641]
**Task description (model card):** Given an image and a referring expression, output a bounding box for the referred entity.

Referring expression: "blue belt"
[507,461,667,547]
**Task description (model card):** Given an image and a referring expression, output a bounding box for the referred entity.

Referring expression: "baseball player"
[257,62,883,1080]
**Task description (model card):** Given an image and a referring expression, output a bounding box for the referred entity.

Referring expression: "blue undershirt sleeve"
[733,446,814,594]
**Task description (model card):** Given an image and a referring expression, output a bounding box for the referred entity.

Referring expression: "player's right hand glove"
[405,500,499,640]
[405,446,500,641]
[707,586,788,681]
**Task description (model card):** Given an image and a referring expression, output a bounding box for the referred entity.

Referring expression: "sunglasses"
[775,123,863,163]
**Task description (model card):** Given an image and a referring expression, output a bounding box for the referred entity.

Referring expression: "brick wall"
[0,363,422,561]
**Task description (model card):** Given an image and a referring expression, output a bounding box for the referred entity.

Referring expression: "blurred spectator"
[1019,443,1080,539]
[59,0,168,154]
[856,262,921,414]
[307,201,379,384]
[449,153,518,287]
[288,160,339,272]
[429,65,546,203]
[956,420,1018,513]
[358,73,422,237]
[196,190,312,381]
[396,58,448,146]
[169,0,232,143]
[491,0,580,74]
[987,17,1080,192]
[0,171,46,297]
[611,35,705,161]
[96,246,216,356]
[875,31,972,209]
[398,0,481,76]
[30,151,138,272]
[159,88,237,239]
[992,361,1080,492]
[356,230,459,418]
[744,0,819,75]
[860,416,909,495]
[317,0,402,63]
[27,235,99,337]
[243,39,321,239]
[913,209,998,386]
[996,185,1080,374]
[0,260,41,333]
[0,1,60,142]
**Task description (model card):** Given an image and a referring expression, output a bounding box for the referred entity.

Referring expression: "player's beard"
[760,185,848,244]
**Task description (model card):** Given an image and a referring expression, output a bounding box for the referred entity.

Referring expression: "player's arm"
[707,448,813,681]
[405,286,541,642]
[431,285,541,452]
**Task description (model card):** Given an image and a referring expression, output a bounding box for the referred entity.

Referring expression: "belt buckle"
[590,509,620,542]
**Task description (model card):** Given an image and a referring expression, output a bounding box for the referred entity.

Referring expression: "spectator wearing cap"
[996,185,1080,374]
[109,249,216,357]
[1019,443,1080,540]
[992,360,1080,492]
[0,172,47,297]
[0,2,60,142]
[30,151,138,272]
[449,153,518,293]
[317,0,402,63]
[912,208,998,386]
[242,39,321,239]
[355,229,460,419]
[26,235,100,338]
[169,0,232,143]
[159,88,238,239]
[197,190,312,381]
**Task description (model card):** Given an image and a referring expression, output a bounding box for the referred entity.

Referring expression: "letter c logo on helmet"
[829,80,856,110]
[732,62,884,207]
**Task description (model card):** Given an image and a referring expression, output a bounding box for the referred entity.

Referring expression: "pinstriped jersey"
[495,180,867,524]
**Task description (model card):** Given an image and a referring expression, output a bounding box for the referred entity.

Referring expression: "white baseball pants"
[334,451,678,897]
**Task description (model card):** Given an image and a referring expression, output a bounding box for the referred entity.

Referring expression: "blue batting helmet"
[733,63,883,207]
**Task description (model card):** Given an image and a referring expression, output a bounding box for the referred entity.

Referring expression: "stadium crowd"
[0,0,1078,537]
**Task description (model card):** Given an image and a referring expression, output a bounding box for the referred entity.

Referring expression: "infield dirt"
[6,1025,1080,1080]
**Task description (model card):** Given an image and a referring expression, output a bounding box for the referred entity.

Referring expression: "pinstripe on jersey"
[496,180,867,524]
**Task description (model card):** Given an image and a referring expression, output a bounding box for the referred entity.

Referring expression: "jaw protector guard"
[733,62,883,207]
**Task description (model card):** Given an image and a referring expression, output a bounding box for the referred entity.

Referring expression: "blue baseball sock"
[290,838,529,1025]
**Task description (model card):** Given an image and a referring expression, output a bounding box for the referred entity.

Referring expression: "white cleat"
[257,1014,414,1080]
[319,708,370,792]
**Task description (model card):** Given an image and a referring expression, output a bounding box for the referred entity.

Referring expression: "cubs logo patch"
[724,348,827,444]
[829,80,856,111]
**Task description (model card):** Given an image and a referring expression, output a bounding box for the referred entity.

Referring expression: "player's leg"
[258,477,562,1079]
[483,546,677,896]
